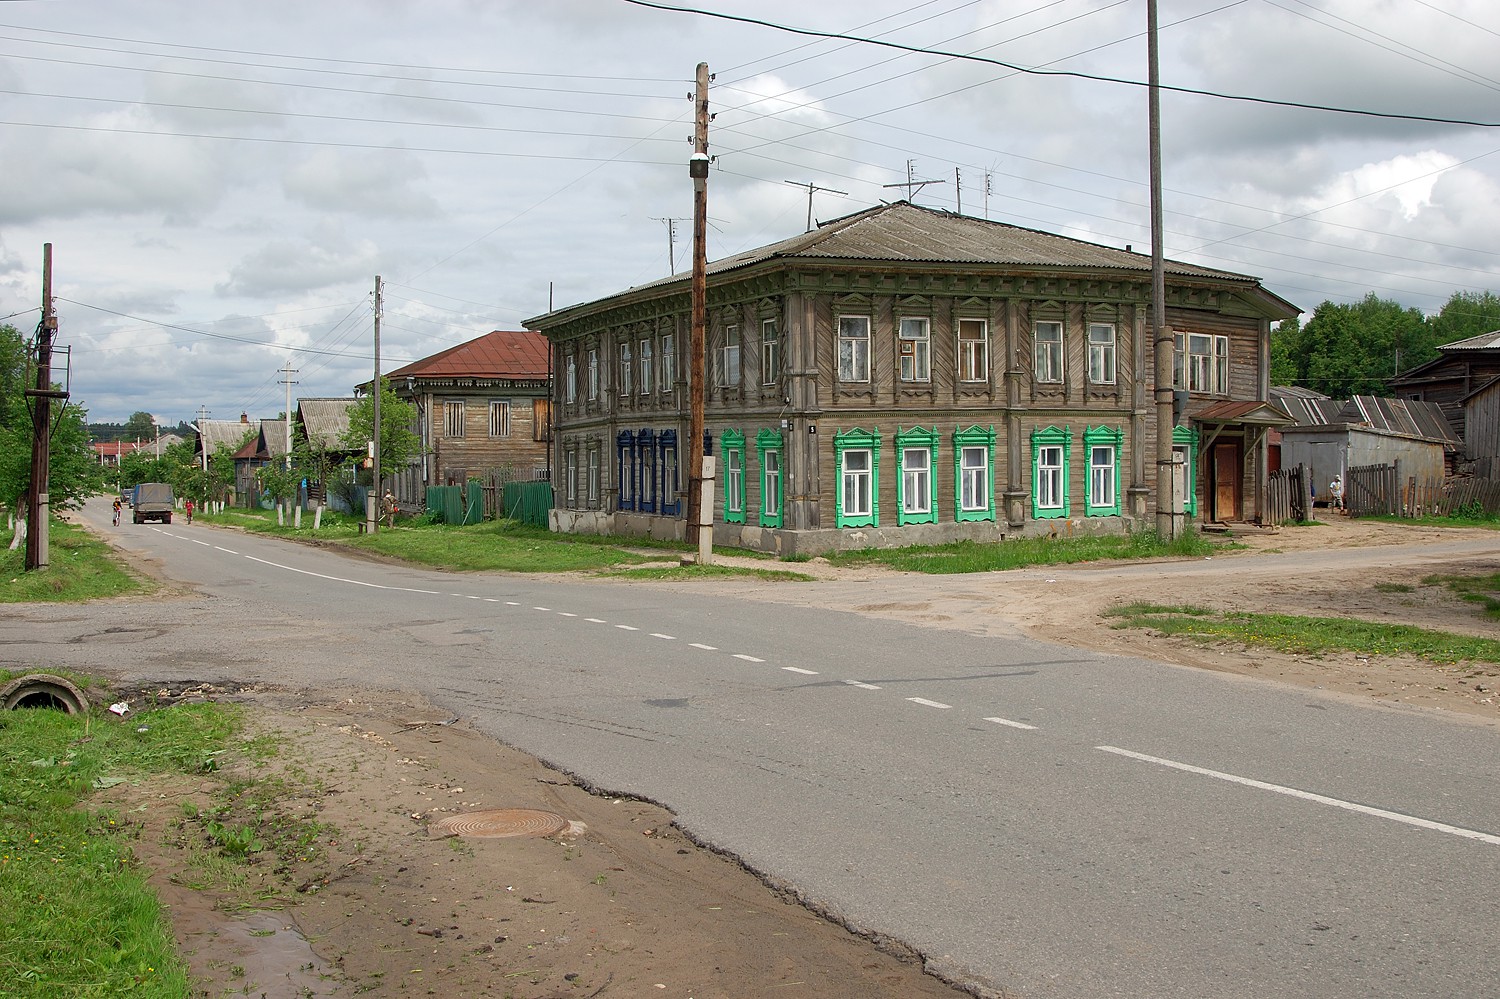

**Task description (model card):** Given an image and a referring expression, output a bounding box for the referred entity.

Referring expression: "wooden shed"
[1462,376,1500,478]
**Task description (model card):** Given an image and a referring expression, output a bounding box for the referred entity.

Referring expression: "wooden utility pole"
[371,274,383,533]
[783,180,846,232]
[686,62,710,546]
[1148,0,1181,539]
[25,244,57,571]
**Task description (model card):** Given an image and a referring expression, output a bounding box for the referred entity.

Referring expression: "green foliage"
[1428,290,1500,348]
[0,517,146,603]
[342,378,420,476]
[256,460,300,504]
[1421,571,1500,620]
[1106,603,1500,663]
[0,324,105,512]
[1273,294,1435,397]
[122,411,158,441]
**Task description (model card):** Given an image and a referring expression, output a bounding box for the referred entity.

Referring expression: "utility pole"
[954,167,962,215]
[686,61,711,554]
[279,360,298,469]
[197,405,211,471]
[371,274,383,533]
[783,180,847,232]
[651,217,688,273]
[1148,0,1180,540]
[984,170,993,220]
[25,243,58,571]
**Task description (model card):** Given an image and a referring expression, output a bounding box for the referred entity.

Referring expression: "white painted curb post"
[698,455,716,565]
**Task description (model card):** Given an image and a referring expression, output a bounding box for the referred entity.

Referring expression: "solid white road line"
[782,666,818,675]
[844,680,881,690]
[242,555,440,594]
[985,716,1038,731]
[1098,745,1500,847]
[733,654,764,662]
[907,697,952,709]
[689,643,716,650]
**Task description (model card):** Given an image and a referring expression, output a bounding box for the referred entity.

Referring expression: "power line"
[620,0,1500,127]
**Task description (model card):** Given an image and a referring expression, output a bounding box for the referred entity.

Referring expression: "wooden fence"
[1343,462,1500,518]
[1267,463,1311,523]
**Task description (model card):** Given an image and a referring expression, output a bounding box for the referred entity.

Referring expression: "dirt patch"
[103,684,972,999]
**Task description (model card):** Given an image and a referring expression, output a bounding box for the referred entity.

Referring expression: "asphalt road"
[9,498,1500,999]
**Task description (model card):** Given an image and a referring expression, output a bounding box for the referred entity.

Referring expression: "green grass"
[1,517,147,603]
[0,687,240,996]
[825,528,1228,574]
[343,518,670,572]
[1423,571,1500,620]
[1361,511,1500,529]
[1105,603,1500,665]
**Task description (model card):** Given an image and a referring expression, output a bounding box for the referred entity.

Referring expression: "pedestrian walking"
[1330,474,1345,513]
[185,498,194,525]
[382,490,398,528]
[112,498,121,526]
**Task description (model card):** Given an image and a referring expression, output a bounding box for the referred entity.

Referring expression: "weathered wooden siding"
[1463,380,1500,465]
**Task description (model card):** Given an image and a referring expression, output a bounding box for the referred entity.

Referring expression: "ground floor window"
[722,429,745,524]
[1030,426,1071,519]
[834,427,881,528]
[586,443,600,507]
[1173,425,1199,517]
[895,426,938,526]
[565,448,578,507]
[659,431,680,515]
[1084,425,1123,516]
[637,429,656,513]
[616,431,635,511]
[756,429,783,527]
[953,425,996,522]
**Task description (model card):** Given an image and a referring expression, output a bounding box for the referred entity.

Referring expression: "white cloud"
[283,148,439,217]
[215,229,381,297]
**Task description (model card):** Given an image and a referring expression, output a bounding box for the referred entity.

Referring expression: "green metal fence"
[501,480,554,527]
[424,481,485,525]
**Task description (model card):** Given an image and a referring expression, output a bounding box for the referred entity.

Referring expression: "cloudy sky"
[1,0,1496,425]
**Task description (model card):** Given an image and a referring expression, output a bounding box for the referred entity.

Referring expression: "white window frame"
[958,318,988,382]
[1037,444,1064,510]
[841,448,873,518]
[488,400,510,438]
[1034,321,1064,384]
[837,315,871,382]
[1087,323,1116,385]
[1188,333,1213,394]
[1172,333,1186,390]
[761,319,780,386]
[639,338,653,395]
[1090,444,1116,509]
[565,449,578,506]
[587,348,599,401]
[618,342,632,396]
[901,447,931,516]
[762,449,781,518]
[586,445,600,506]
[443,400,465,438]
[898,317,931,382]
[564,355,577,405]
[960,445,989,512]
[718,324,741,388]
[725,448,744,515]
[1214,334,1229,395]
[660,332,675,391]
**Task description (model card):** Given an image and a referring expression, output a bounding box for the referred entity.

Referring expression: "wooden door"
[1212,442,1241,522]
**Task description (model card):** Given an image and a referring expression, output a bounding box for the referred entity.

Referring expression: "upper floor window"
[1186,333,1231,395]
[661,332,675,390]
[838,315,870,382]
[639,338,653,395]
[958,318,988,382]
[718,325,741,388]
[488,401,510,438]
[761,319,781,386]
[618,342,633,396]
[587,348,600,401]
[898,317,930,382]
[444,401,465,438]
[1088,323,1116,385]
[564,355,577,405]
[1034,321,1064,384]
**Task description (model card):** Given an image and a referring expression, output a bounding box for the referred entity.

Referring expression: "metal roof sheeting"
[1440,329,1500,351]
[1343,395,1458,445]
[296,398,356,450]
[386,329,549,382]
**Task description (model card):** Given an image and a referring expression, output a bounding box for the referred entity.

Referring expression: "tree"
[0,323,104,512]
[341,379,420,480]
[1426,290,1500,353]
[1275,294,1428,397]
[122,410,157,442]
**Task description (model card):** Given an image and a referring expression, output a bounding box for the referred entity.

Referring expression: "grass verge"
[1105,603,1500,665]
[826,528,1227,574]
[1,517,147,603]
[0,682,236,996]
[601,563,815,583]
[1423,571,1500,620]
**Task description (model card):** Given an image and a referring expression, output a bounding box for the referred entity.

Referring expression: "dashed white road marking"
[505,601,520,606]
[1098,745,1500,847]
[189,538,211,547]
[462,594,481,599]
[907,697,952,710]
[483,598,500,603]
[781,666,818,675]
[533,606,551,611]
[733,654,764,663]
[844,680,881,690]
[650,633,676,640]
[985,717,1038,731]
[213,546,239,554]
[558,612,578,618]
[689,643,717,651]
[616,624,639,631]
[585,618,607,624]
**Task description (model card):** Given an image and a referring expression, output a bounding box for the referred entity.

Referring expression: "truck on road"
[131,482,174,524]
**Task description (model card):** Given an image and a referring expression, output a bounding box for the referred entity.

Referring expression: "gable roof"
[296,398,356,450]
[1342,395,1457,445]
[528,201,1299,327]
[195,418,252,455]
[1440,329,1500,351]
[1270,386,1343,425]
[385,329,549,382]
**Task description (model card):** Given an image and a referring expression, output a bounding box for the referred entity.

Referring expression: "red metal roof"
[387,330,549,381]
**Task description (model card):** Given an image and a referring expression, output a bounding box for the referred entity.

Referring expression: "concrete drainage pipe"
[0,673,90,714]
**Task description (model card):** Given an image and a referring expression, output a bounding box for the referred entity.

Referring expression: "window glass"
[958,319,988,382]
[1037,445,1063,509]
[762,449,781,518]
[1088,323,1116,385]
[838,316,870,382]
[960,446,988,511]
[898,317,930,382]
[619,342,633,396]
[1090,445,1115,508]
[902,447,930,515]
[719,325,741,387]
[660,333,675,390]
[842,449,872,516]
[726,449,743,514]
[762,319,780,386]
[444,401,465,438]
[1034,322,1063,383]
[488,401,510,438]
[640,339,653,395]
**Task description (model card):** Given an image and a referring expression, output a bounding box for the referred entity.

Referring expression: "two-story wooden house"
[527,202,1298,554]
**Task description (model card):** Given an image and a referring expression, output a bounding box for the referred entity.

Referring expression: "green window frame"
[755,428,784,528]
[722,428,746,524]
[1083,425,1123,517]
[834,427,881,528]
[952,425,996,522]
[895,426,938,526]
[1173,425,1199,517]
[1030,425,1072,520]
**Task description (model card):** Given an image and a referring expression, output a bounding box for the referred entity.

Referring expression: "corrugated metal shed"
[297,398,356,450]
[386,329,549,382]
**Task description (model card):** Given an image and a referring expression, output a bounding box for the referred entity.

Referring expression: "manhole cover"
[430,808,569,839]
